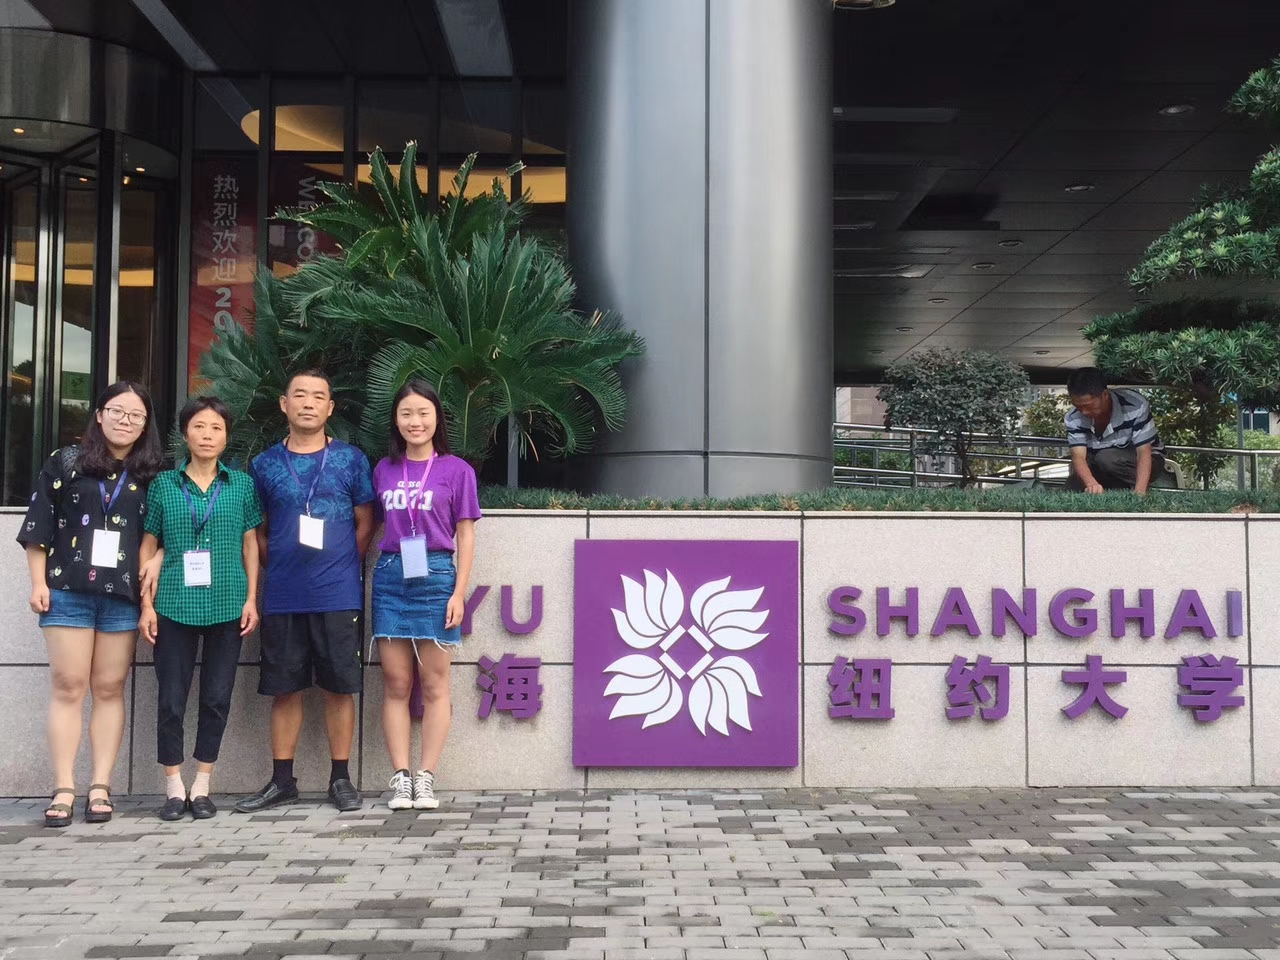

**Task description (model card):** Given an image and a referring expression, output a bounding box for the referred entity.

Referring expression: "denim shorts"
[372,550,461,645]
[39,588,140,633]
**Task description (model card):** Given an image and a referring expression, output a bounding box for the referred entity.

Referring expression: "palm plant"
[276,144,644,470]
[191,270,372,467]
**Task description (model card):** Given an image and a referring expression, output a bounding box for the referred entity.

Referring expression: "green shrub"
[479,485,1276,514]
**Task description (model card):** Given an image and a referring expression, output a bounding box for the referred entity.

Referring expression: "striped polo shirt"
[1064,388,1164,454]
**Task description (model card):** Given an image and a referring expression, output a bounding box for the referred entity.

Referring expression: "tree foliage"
[192,271,372,467]
[1083,57,1280,423]
[1083,297,1280,407]
[877,348,1029,487]
[1146,386,1236,487]
[1130,57,1280,291]
[201,145,644,471]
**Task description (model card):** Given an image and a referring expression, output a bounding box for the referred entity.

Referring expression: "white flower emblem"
[603,570,768,736]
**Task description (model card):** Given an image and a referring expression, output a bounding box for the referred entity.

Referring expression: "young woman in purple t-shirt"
[371,379,482,811]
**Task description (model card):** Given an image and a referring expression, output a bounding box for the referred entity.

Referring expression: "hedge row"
[478,486,1277,514]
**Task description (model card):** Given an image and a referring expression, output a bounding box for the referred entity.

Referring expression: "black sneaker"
[328,777,362,812]
[233,779,298,813]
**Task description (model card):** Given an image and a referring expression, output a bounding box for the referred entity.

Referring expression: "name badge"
[184,550,212,588]
[400,535,429,579]
[299,514,325,550]
[91,529,121,568]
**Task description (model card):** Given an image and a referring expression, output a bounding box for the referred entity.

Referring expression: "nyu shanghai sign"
[572,540,800,767]
[461,535,1249,773]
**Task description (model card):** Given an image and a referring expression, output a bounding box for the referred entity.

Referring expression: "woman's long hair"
[76,380,164,482]
[388,379,452,461]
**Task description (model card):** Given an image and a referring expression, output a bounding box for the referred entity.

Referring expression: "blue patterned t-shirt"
[250,438,375,615]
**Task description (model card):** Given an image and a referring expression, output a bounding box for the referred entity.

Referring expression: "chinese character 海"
[945,655,1010,720]
[828,656,894,720]
[1062,655,1128,719]
[477,654,542,720]
[1177,653,1245,722]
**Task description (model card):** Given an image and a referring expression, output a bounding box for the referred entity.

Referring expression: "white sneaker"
[413,769,439,810]
[387,770,414,811]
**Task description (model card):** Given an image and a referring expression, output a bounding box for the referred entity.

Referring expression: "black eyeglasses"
[103,406,148,427]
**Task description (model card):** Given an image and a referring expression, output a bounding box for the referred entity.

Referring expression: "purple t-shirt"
[374,453,482,553]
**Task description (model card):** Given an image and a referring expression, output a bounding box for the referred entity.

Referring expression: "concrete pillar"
[568,0,833,497]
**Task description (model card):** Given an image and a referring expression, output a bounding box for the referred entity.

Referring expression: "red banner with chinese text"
[188,156,258,384]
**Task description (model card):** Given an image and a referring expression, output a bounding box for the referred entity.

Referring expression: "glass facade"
[0,27,566,497]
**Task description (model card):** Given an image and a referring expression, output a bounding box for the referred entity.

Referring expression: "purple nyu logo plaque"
[573,540,799,768]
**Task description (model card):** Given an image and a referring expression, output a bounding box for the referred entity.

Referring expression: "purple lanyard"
[180,472,224,540]
[98,470,129,525]
[401,453,435,538]
[282,438,329,516]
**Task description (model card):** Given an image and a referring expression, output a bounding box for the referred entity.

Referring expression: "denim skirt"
[371,550,461,645]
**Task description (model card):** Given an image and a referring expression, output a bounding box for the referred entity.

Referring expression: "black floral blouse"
[16,446,149,604]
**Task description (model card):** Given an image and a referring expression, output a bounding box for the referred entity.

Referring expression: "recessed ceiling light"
[78,177,88,183]
[928,297,949,304]
[1158,103,1195,116]
[1064,183,1096,193]
[12,127,24,135]
[135,166,145,173]
[122,176,130,185]
[972,261,996,270]
[896,325,914,332]
[998,239,1023,248]
[1033,350,1051,356]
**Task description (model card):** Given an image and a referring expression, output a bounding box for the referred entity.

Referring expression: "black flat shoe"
[158,796,188,821]
[328,777,362,812]
[233,779,298,813]
[190,795,217,820]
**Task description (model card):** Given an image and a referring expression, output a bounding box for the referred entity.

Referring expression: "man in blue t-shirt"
[234,369,376,813]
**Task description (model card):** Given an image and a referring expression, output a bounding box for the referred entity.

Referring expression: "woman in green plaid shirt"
[138,396,263,821]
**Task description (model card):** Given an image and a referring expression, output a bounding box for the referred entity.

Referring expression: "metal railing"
[832,421,1280,491]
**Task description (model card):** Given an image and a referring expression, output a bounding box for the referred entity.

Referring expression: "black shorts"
[259,610,364,696]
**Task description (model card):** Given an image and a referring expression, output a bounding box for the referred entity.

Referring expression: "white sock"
[191,771,211,799]
[165,773,186,801]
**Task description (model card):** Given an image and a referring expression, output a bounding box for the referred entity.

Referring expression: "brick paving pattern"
[1,789,1280,960]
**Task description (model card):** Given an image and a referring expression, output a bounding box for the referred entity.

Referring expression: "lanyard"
[282,438,329,516]
[401,453,436,538]
[180,472,224,539]
[98,471,129,526]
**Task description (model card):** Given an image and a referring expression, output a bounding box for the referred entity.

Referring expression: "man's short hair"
[1066,367,1108,397]
[285,367,332,396]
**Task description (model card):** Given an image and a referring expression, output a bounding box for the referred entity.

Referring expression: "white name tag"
[183,550,212,588]
[91,529,121,568]
[400,535,429,579]
[299,514,325,550]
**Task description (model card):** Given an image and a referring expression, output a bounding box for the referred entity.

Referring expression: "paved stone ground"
[2,789,1280,960]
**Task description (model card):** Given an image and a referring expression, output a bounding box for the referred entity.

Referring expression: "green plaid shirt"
[144,462,263,627]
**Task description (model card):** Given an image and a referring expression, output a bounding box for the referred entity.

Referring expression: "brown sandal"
[45,788,74,828]
[85,783,113,824]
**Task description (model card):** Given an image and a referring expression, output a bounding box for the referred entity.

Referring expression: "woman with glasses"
[17,381,164,826]
[138,396,262,821]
